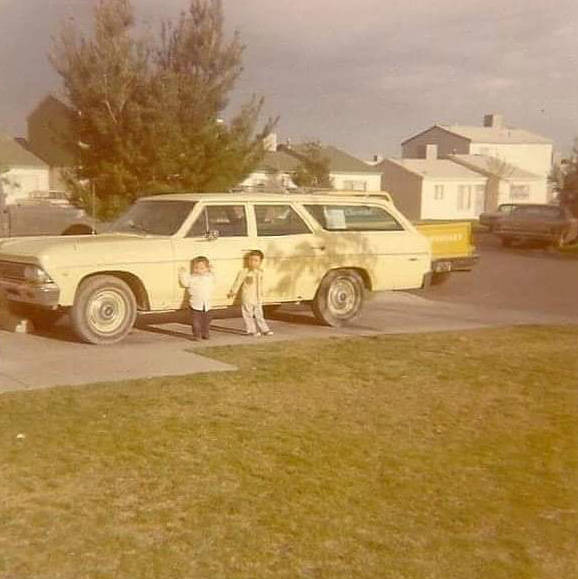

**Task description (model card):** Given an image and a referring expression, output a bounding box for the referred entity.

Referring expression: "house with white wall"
[0,135,49,203]
[239,149,301,191]
[401,114,553,196]
[449,154,548,208]
[321,145,382,192]
[379,145,488,221]
[241,137,382,192]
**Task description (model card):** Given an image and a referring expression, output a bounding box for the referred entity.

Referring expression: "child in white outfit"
[228,250,273,336]
[179,256,214,340]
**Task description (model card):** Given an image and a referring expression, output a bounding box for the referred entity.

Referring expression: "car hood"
[0,233,173,268]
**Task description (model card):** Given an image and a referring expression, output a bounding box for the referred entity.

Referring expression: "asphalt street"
[1,231,577,391]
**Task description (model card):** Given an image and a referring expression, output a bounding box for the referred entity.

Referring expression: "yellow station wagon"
[0,192,471,344]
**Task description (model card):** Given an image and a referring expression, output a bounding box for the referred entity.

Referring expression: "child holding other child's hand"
[228,250,273,337]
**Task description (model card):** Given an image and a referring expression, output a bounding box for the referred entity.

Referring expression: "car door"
[503,205,527,234]
[171,202,253,308]
[303,202,429,290]
[249,202,323,302]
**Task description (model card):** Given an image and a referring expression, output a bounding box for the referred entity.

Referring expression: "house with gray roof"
[380,142,549,221]
[449,153,548,212]
[402,114,553,180]
[240,136,382,192]
[0,135,49,204]
[379,146,488,220]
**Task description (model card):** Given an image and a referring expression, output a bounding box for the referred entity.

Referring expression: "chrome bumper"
[0,279,60,308]
[432,253,480,272]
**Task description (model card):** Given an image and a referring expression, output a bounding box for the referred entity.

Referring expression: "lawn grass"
[1,327,577,578]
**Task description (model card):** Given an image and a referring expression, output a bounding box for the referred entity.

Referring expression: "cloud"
[1,0,577,156]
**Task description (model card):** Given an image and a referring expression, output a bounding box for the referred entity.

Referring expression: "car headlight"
[24,265,54,284]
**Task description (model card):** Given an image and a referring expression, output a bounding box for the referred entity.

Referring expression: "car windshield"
[110,200,196,236]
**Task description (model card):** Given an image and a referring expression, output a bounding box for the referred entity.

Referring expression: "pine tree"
[51,0,274,219]
[559,139,578,217]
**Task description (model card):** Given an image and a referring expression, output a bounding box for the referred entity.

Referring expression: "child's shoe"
[263,330,274,336]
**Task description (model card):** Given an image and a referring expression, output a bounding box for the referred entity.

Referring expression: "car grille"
[0,260,26,282]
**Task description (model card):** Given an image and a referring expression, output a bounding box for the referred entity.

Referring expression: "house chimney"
[425,144,438,160]
[263,132,278,152]
[483,114,504,128]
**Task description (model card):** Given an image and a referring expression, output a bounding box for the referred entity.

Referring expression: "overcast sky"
[1,0,577,158]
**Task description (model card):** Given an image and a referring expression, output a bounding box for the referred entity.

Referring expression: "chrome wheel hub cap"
[328,278,356,315]
[88,290,127,334]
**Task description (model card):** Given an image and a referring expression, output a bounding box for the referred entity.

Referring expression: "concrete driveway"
[1,232,577,392]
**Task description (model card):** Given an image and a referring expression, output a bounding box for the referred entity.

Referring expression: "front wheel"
[312,269,365,327]
[70,275,137,344]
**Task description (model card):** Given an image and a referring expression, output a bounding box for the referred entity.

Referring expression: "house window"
[457,185,472,210]
[342,180,367,192]
[434,185,444,200]
[510,184,530,200]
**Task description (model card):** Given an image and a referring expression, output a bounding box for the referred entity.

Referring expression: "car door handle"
[408,257,419,261]
[312,245,326,251]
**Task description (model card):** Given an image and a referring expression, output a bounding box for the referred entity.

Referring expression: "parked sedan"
[494,204,578,248]
[479,203,519,231]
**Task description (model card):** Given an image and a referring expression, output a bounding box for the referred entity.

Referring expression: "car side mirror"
[206,229,219,241]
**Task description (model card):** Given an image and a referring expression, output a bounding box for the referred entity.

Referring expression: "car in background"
[479,203,519,231]
[26,190,73,207]
[494,204,578,248]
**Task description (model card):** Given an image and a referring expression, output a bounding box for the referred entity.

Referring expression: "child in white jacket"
[179,256,214,340]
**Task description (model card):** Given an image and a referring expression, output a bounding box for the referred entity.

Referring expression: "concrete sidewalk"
[1,291,577,393]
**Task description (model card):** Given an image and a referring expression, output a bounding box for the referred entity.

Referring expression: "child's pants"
[241,303,270,334]
[192,308,212,338]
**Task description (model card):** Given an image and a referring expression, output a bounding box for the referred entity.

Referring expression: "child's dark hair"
[192,256,210,266]
[247,250,264,260]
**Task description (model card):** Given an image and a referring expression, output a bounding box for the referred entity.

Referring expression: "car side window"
[304,204,403,232]
[187,205,247,237]
[254,205,311,236]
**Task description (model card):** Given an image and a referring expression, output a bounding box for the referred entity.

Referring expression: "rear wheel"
[312,269,365,327]
[70,275,136,344]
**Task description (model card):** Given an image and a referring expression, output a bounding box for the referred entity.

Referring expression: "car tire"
[312,269,365,327]
[70,275,137,344]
